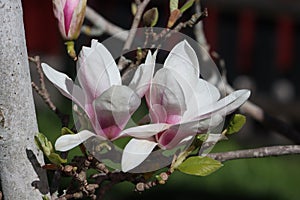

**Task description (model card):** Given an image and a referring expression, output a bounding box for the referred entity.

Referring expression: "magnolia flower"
[42,39,156,151]
[52,0,87,40]
[121,41,250,172]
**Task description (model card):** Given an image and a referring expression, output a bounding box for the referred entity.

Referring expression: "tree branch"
[208,145,300,162]
[194,0,300,143]
[83,6,128,41]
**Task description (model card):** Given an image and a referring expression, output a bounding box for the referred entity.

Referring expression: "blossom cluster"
[42,39,250,172]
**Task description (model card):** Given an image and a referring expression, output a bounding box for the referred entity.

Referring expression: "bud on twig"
[143,7,159,27]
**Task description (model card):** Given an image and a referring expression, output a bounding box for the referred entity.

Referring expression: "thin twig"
[29,56,69,127]
[164,8,208,40]
[122,0,150,51]
[118,0,151,71]
[29,56,56,111]
[208,145,300,162]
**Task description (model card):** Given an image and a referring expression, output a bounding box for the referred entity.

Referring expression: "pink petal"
[67,0,87,39]
[63,0,80,35]
[92,85,140,140]
[52,0,67,38]
[149,104,167,123]
[158,115,223,149]
[148,68,187,123]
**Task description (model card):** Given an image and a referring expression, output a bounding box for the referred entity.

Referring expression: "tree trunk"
[0,1,48,199]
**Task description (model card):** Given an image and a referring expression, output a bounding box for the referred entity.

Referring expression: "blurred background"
[23,0,300,199]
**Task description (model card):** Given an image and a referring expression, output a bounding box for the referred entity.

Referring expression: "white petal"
[128,50,157,97]
[77,40,121,102]
[120,123,170,138]
[164,40,200,77]
[182,78,220,121]
[194,89,251,120]
[41,63,85,108]
[121,139,157,172]
[55,130,97,152]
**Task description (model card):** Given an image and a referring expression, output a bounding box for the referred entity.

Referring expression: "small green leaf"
[48,152,67,165]
[34,133,54,156]
[179,0,195,13]
[35,133,67,165]
[226,114,246,135]
[177,156,223,176]
[196,134,208,142]
[61,127,74,135]
[42,195,50,200]
[170,0,178,12]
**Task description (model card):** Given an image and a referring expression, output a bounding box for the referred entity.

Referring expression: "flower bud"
[52,0,87,40]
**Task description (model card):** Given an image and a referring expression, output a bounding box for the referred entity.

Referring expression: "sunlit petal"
[120,123,170,138]
[128,50,157,97]
[193,90,251,120]
[164,40,200,77]
[55,130,99,152]
[41,63,85,109]
[121,138,157,172]
[77,40,121,103]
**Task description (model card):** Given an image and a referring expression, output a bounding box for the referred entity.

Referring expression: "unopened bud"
[143,8,159,27]
[52,0,87,40]
[167,9,181,28]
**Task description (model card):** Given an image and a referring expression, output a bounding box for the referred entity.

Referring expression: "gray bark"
[0,0,48,199]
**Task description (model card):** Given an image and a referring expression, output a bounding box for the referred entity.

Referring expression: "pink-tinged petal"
[149,104,167,123]
[67,0,87,39]
[164,40,200,77]
[193,89,251,120]
[121,139,158,172]
[120,123,170,138]
[77,40,121,103]
[41,63,85,109]
[128,50,157,97]
[93,85,141,140]
[52,0,67,38]
[55,130,100,152]
[158,115,223,149]
[63,0,80,35]
[148,68,187,123]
